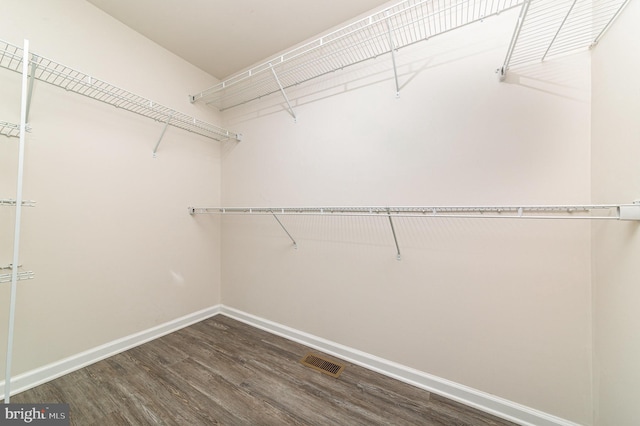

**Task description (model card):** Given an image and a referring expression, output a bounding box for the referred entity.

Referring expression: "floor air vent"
[300,353,345,378]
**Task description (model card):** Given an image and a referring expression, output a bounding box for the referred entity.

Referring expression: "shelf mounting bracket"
[153,112,174,158]
[271,210,298,249]
[542,0,578,62]
[498,0,531,81]
[386,17,401,97]
[387,208,401,260]
[269,64,297,122]
[591,0,631,47]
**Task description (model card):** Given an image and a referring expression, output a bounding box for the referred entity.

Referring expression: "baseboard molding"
[1,304,222,400]
[2,303,581,426]
[220,305,582,426]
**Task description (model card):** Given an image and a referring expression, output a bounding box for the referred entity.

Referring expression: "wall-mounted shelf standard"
[3,39,32,404]
[499,0,630,79]
[190,0,524,112]
[189,203,640,260]
[0,38,239,142]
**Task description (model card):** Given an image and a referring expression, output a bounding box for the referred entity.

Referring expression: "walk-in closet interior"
[2,0,639,425]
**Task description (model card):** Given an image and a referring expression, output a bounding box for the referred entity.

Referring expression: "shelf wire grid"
[188,204,628,220]
[0,271,35,284]
[0,39,238,141]
[0,199,36,207]
[0,264,35,284]
[0,121,25,138]
[504,0,630,69]
[191,0,524,110]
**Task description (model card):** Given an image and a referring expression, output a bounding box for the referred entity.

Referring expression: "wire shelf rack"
[189,203,639,259]
[501,0,630,73]
[190,0,524,111]
[0,121,24,138]
[0,199,36,207]
[0,271,35,284]
[0,39,238,141]
[188,203,639,220]
[0,264,35,284]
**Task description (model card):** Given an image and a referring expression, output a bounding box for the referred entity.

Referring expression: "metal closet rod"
[188,203,640,221]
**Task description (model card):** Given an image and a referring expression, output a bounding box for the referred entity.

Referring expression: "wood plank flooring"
[6,315,518,425]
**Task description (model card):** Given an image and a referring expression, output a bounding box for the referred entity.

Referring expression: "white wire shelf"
[0,198,36,207]
[189,203,640,260]
[189,203,640,220]
[500,0,630,75]
[0,271,35,284]
[0,121,29,138]
[0,265,35,284]
[190,0,524,111]
[0,39,238,141]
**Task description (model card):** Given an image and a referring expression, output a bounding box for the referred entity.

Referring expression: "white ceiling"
[86,0,392,80]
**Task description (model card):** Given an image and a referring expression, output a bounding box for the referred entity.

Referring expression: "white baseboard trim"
[1,304,222,400]
[220,305,582,426]
[2,303,581,426]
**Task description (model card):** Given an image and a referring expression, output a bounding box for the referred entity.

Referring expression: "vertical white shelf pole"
[4,39,30,404]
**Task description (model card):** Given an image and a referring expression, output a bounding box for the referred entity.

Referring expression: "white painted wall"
[222,9,593,424]
[5,2,637,425]
[591,1,640,425]
[1,0,221,383]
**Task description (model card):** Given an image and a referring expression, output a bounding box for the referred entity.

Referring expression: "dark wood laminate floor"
[6,315,518,425]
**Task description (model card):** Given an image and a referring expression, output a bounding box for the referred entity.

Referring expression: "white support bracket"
[618,200,640,221]
[270,210,298,249]
[269,64,297,122]
[541,0,579,62]
[498,0,531,81]
[152,112,174,158]
[591,0,632,48]
[386,17,401,97]
[387,208,401,260]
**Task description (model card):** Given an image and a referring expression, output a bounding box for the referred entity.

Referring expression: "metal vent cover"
[300,353,345,378]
